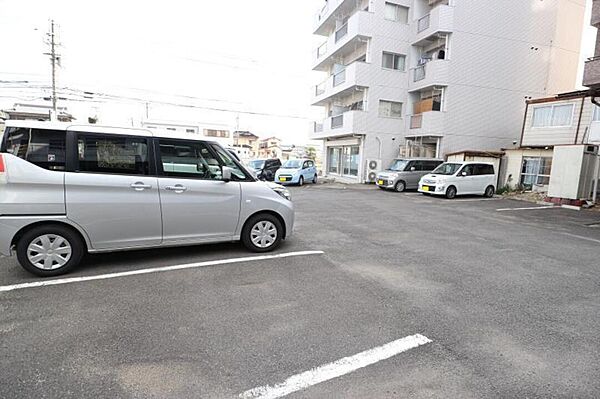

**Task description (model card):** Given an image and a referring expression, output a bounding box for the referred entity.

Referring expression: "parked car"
[275,159,318,185]
[418,162,497,199]
[0,121,294,277]
[376,158,443,192]
[247,158,281,181]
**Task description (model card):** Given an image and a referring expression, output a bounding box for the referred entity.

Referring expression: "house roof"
[234,130,259,138]
[526,89,591,105]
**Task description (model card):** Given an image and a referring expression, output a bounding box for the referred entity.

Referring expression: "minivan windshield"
[432,163,462,175]
[388,159,409,171]
[282,160,302,169]
[248,160,265,169]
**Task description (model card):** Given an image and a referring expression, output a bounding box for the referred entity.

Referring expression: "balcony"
[583,56,600,89]
[412,4,454,45]
[408,59,450,92]
[312,11,373,71]
[313,0,362,36]
[311,110,369,139]
[592,0,600,27]
[407,111,445,136]
[311,61,371,106]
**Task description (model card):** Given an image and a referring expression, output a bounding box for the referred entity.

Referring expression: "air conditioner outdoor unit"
[365,159,381,183]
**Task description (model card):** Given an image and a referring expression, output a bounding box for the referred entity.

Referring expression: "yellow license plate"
[279,177,286,182]
[377,180,384,185]
[422,186,429,191]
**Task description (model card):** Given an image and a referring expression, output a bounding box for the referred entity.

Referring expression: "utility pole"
[44,20,60,120]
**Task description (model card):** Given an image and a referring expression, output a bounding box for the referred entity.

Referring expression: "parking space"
[1,185,600,398]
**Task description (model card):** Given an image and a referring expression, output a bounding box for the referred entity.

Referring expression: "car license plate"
[279,177,286,182]
[377,180,384,185]
[422,186,429,191]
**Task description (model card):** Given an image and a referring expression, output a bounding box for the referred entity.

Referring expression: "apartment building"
[584,0,600,90]
[311,0,586,183]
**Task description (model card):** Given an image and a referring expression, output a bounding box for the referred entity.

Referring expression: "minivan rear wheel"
[16,225,85,277]
[241,214,283,253]
[484,185,495,198]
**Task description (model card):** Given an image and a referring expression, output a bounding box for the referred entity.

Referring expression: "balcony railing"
[331,114,344,129]
[335,23,348,43]
[410,114,423,129]
[333,69,346,87]
[314,122,324,133]
[317,42,328,58]
[413,65,426,82]
[315,81,326,96]
[417,14,430,33]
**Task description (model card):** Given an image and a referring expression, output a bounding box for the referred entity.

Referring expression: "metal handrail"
[333,69,346,87]
[417,14,430,33]
[331,114,344,129]
[413,65,426,82]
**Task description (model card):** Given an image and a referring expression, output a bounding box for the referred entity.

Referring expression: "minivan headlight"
[271,185,292,201]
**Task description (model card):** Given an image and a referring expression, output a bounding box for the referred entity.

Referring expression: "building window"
[384,2,409,23]
[520,157,552,189]
[204,129,230,138]
[531,104,574,127]
[382,52,406,71]
[185,128,196,133]
[379,100,403,118]
[327,145,359,176]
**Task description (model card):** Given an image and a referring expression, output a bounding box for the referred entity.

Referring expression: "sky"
[0,0,597,144]
[0,0,325,144]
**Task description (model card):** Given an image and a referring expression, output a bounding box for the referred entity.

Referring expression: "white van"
[418,162,497,199]
[0,121,294,277]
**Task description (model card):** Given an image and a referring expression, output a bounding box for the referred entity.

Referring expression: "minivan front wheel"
[241,214,283,253]
[445,186,457,199]
[394,181,406,192]
[16,225,85,277]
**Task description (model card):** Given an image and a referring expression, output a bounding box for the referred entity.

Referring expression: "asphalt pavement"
[1,185,599,398]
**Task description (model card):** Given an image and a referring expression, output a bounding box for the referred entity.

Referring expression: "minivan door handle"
[130,182,152,191]
[165,184,188,193]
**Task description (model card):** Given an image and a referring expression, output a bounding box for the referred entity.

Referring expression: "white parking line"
[561,233,600,244]
[496,206,556,212]
[239,334,432,399]
[451,198,501,202]
[0,251,324,293]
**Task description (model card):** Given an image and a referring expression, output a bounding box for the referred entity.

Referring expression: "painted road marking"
[451,198,501,202]
[496,206,556,212]
[239,334,432,399]
[561,233,600,244]
[0,251,324,293]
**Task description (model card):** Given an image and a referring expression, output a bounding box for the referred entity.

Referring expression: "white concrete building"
[310,0,586,183]
[141,120,234,147]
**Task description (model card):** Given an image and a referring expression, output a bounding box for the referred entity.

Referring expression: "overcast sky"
[0,0,597,144]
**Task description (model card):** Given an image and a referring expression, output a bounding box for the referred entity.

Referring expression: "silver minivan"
[376,158,443,192]
[0,121,294,276]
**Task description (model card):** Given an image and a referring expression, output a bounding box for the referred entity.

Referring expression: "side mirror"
[222,166,233,182]
[410,166,416,171]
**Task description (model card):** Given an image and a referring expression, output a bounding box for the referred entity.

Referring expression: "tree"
[306,146,317,160]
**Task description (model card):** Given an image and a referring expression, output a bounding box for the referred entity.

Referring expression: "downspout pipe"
[591,96,600,204]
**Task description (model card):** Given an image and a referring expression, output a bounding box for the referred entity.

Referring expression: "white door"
[156,138,241,244]
[65,133,162,250]
[456,164,477,194]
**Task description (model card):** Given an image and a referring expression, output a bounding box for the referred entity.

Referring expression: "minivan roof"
[394,158,443,161]
[3,120,219,143]
[443,161,494,165]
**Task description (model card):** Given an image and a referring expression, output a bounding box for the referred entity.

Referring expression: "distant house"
[258,137,283,159]
[499,90,600,201]
[2,103,74,122]
[233,131,259,159]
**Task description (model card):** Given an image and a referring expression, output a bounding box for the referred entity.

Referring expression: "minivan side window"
[2,127,66,171]
[474,164,495,175]
[77,134,149,175]
[460,165,475,176]
[158,139,222,180]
